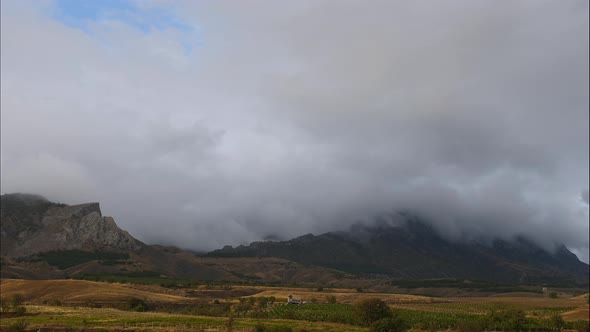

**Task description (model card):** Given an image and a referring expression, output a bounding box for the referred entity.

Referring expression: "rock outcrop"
[1,194,143,257]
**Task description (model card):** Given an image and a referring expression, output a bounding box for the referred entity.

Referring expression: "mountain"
[0,193,143,257]
[0,193,349,284]
[1,193,587,287]
[207,218,589,286]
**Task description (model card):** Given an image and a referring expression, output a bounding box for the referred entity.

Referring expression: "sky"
[1,0,589,262]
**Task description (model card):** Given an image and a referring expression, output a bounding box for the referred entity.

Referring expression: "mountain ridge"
[207,218,589,285]
[1,193,588,287]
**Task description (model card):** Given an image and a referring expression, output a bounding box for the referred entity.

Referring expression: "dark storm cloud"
[1,0,588,261]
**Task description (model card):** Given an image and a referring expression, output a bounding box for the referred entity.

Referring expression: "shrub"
[548,313,565,330]
[325,295,337,304]
[487,309,528,331]
[354,298,392,326]
[47,298,62,306]
[13,306,26,316]
[370,317,407,332]
[548,292,558,298]
[126,298,149,312]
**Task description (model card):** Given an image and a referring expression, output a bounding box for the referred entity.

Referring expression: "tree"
[353,298,392,326]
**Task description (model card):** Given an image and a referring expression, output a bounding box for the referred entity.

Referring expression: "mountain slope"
[207,219,589,285]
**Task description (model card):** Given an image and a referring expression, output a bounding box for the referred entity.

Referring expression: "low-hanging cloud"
[1,0,588,262]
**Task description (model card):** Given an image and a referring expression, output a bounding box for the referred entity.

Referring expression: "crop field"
[1,279,588,331]
[0,305,369,332]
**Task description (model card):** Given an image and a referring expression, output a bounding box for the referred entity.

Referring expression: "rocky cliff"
[0,193,143,257]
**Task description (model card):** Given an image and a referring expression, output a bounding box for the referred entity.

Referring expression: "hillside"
[207,218,589,286]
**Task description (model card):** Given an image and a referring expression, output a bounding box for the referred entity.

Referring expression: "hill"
[207,218,589,286]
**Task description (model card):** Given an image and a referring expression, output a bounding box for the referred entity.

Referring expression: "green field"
[1,278,588,332]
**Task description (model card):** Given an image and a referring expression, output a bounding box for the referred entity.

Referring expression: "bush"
[354,298,392,326]
[370,317,406,332]
[487,309,529,331]
[47,298,62,306]
[13,305,26,316]
[325,295,337,304]
[548,313,565,330]
[126,298,149,312]
[548,292,558,298]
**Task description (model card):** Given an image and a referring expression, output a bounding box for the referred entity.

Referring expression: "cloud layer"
[1,0,588,261]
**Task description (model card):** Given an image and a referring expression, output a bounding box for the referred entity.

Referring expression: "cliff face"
[0,194,143,257]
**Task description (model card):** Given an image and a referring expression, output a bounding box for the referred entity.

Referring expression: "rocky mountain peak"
[1,194,144,257]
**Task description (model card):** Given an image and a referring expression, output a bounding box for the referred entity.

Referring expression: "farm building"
[287,295,302,304]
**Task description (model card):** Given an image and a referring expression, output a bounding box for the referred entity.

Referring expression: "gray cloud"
[1,0,588,261]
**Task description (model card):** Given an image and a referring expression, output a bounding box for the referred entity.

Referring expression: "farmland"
[1,278,588,331]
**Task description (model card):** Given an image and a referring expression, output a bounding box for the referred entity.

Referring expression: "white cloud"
[1,0,588,261]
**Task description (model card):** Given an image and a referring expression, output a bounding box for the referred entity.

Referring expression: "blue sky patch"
[52,0,200,50]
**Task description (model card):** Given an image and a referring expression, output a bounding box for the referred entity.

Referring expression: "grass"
[1,305,369,332]
[0,279,196,304]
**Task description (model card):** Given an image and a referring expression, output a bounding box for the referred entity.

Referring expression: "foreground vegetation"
[1,278,588,331]
[1,301,588,332]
